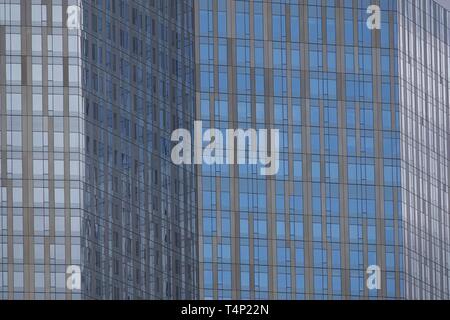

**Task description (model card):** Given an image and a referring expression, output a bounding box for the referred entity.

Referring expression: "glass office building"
[0,0,197,299]
[0,0,449,300]
[398,0,450,299]
[195,0,449,300]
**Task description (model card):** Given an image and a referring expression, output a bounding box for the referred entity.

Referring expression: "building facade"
[1,0,198,299]
[79,0,198,299]
[398,0,450,299]
[195,0,404,299]
[195,0,449,300]
[0,0,449,300]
